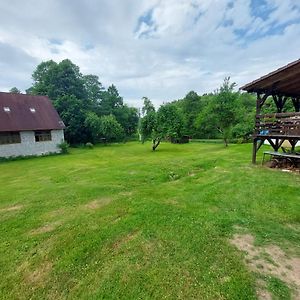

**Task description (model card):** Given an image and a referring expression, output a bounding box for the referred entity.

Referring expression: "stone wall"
[0,130,64,158]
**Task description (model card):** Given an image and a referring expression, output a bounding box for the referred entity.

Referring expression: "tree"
[141,96,155,116]
[28,59,87,101]
[139,98,156,143]
[114,105,139,136]
[84,112,102,143]
[9,87,21,94]
[196,77,238,146]
[153,104,184,150]
[55,95,91,144]
[140,110,157,143]
[140,102,184,151]
[99,115,124,142]
[180,91,202,136]
[100,84,123,115]
[83,74,104,106]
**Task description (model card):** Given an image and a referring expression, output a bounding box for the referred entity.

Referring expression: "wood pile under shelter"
[241,59,300,164]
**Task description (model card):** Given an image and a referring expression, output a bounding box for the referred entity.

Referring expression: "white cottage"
[0,92,65,158]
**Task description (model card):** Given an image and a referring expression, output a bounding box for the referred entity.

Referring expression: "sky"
[0,0,299,108]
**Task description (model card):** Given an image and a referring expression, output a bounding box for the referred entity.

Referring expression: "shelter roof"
[240,59,300,97]
[0,92,65,132]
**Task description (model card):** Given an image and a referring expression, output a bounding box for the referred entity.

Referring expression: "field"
[0,142,299,299]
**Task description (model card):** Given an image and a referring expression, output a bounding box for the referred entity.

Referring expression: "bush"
[58,141,69,154]
[85,142,94,149]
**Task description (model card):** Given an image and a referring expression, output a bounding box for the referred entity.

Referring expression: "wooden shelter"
[240,59,300,164]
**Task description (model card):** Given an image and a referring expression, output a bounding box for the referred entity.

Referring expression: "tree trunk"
[152,138,161,151]
[224,138,228,147]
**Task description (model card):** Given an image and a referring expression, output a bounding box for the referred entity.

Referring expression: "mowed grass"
[0,142,299,299]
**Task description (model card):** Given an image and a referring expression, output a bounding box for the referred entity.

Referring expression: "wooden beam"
[272,95,288,113]
[266,138,276,151]
[252,139,258,164]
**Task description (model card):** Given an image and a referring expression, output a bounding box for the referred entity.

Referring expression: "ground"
[0,142,299,299]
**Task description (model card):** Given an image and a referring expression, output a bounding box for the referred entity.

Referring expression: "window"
[35,130,52,142]
[0,132,21,145]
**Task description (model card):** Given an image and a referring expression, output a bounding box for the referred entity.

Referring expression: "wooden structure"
[241,59,300,163]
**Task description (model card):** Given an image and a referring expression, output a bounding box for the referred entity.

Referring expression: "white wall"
[0,130,64,158]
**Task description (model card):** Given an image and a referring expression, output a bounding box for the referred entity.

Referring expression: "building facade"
[0,92,65,158]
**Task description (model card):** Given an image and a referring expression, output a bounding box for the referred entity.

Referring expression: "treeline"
[140,78,256,148]
[25,59,139,144]
[11,59,264,147]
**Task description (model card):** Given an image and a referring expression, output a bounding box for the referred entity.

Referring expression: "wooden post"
[252,138,258,164]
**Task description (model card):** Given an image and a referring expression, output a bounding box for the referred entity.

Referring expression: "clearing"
[0,142,299,299]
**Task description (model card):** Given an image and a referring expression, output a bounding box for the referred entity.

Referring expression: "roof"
[240,59,300,97]
[0,92,65,132]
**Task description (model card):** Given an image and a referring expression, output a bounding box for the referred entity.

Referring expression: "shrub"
[85,142,94,149]
[58,141,69,154]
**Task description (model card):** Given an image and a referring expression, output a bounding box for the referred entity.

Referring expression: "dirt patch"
[25,261,52,287]
[84,197,112,210]
[46,208,65,218]
[29,221,62,235]
[165,198,179,206]
[164,198,186,209]
[119,191,133,197]
[230,233,300,298]
[0,204,23,213]
[285,223,300,232]
[113,230,140,250]
[256,287,272,300]
[256,279,272,300]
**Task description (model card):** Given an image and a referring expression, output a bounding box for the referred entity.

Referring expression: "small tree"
[140,111,157,143]
[196,77,238,146]
[140,103,184,151]
[139,97,156,143]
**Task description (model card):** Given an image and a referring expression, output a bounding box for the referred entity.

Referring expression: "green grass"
[0,142,299,299]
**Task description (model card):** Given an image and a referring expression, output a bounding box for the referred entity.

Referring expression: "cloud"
[0,0,299,107]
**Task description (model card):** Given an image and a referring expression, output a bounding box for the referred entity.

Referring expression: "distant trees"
[170,78,256,145]
[24,59,255,147]
[27,59,139,144]
[9,87,21,94]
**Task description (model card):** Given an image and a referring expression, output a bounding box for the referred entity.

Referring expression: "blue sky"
[0,0,299,107]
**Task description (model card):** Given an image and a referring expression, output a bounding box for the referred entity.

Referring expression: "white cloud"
[0,0,299,106]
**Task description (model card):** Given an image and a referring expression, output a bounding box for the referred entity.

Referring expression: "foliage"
[84,111,102,143]
[140,111,157,143]
[99,114,124,142]
[55,95,90,144]
[200,77,238,146]
[141,96,155,116]
[9,87,21,94]
[57,141,69,154]
[140,99,184,150]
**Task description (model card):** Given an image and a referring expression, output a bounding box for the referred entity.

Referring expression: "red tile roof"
[0,92,65,132]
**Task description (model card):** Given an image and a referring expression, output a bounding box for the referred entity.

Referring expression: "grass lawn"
[0,142,299,299]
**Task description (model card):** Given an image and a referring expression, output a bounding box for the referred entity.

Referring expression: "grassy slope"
[0,142,299,299]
